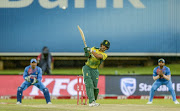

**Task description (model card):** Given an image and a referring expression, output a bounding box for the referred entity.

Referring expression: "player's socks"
[43,88,51,103]
[17,87,23,103]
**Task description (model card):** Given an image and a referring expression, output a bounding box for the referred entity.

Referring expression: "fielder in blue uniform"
[147,58,179,104]
[17,59,51,104]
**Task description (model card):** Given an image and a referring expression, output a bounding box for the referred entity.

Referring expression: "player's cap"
[30,58,37,63]
[158,58,165,63]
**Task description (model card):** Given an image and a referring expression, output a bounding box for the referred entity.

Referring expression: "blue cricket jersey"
[153,66,171,82]
[23,65,42,82]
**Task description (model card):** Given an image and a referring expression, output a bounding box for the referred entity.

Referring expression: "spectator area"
[0,53,154,70]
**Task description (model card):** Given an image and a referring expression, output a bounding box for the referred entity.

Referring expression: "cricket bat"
[77,25,87,47]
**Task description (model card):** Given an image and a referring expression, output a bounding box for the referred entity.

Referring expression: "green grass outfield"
[0,99,180,111]
[1,64,180,75]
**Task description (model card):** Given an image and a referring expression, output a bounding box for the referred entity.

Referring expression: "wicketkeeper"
[83,40,110,107]
[16,59,51,104]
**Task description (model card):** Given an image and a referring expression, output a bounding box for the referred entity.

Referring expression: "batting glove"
[84,47,91,57]
[25,76,30,82]
[84,47,90,52]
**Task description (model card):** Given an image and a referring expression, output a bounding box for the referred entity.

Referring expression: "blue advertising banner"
[0,0,180,53]
[105,75,180,96]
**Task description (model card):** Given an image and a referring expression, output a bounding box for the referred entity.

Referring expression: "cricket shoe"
[146,101,152,104]
[47,102,52,104]
[89,101,100,107]
[174,100,179,104]
[16,101,21,105]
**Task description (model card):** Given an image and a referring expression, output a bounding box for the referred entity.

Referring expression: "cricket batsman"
[83,40,110,107]
[147,58,179,104]
[16,59,52,104]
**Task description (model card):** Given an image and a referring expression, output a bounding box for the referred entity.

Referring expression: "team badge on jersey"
[120,78,136,96]
[36,72,38,74]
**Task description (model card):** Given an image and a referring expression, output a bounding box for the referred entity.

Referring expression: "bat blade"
[77,25,87,47]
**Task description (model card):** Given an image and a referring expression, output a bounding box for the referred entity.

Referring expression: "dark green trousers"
[82,65,99,103]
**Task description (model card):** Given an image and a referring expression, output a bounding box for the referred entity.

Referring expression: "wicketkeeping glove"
[25,76,31,82]
[31,77,38,85]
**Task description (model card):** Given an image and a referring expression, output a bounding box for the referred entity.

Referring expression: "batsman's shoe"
[174,100,179,104]
[47,102,52,104]
[146,101,152,104]
[89,101,100,107]
[16,101,21,105]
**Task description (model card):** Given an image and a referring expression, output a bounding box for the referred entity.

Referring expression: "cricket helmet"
[101,40,110,50]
